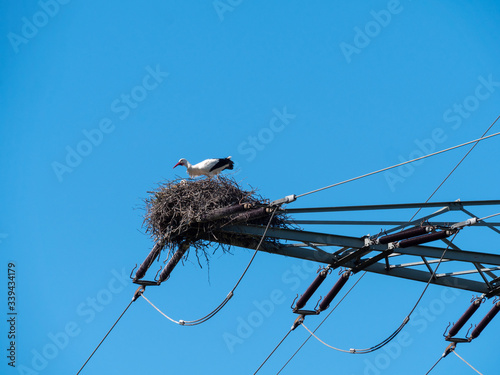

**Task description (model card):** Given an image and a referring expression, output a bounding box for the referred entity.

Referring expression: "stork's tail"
[226,156,234,170]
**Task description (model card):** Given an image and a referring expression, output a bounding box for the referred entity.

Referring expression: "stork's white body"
[174,156,234,178]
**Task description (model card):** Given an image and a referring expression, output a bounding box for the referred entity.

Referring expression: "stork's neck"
[184,160,193,169]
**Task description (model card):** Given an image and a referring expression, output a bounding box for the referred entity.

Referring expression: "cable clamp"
[179,320,185,326]
[349,348,356,353]
[270,194,297,206]
[291,315,304,330]
[443,342,456,357]
[363,235,373,247]
[132,285,146,302]
[451,217,478,230]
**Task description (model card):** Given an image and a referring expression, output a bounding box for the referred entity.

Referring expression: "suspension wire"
[300,323,354,353]
[416,116,499,375]
[276,272,366,374]
[478,211,500,222]
[253,329,293,375]
[140,207,279,326]
[295,125,500,200]
[304,231,459,354]
[453,350,484,375]
[424,354,445,375]
[407,114,500,223]
[76,299,135,375]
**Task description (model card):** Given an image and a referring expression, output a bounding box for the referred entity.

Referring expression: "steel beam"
[347,261,490,294]
[223,225,366,249]
[222,225,500,266]
[287,220,500,227]
[214,224,500,294]
[284,200,500,214]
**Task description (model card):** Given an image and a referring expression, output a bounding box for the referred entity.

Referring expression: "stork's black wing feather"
[209,158,234,172]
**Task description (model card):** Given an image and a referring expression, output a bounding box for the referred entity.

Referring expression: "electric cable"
[76,299,135,375]
[295,124,500,200]
[424,354,445,375]
[253,329,293,375]
[478,212,500,222]
[453,350,484,375]
[276,272,366,374]
[407,114,499,223]
[304,232,458,354]
[140,207,279,326]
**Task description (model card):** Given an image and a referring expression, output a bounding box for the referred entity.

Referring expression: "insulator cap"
[377,226,433,245]
[398,230,453,248]
[470,301,500,340]
[294,270,328,310]
[157,242,190,284]
[134,242,162,281]
[447,299,482,338]
[318,271,350,312]
[230,207,272,223]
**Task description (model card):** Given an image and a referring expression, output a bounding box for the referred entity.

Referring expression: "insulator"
[447,299,482,338]
[317,271,350,312]
[199,204,247,222]
[398,230,453,248]
[134,242,162,281]
[377,226,433,245]
[470,301,500,340]
[157,243,190,284]
[294,269,328,310]
[231,207,273,223]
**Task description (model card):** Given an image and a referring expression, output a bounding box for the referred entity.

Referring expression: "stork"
[173,156,234,178]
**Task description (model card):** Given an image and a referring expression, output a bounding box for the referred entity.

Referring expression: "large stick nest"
[143,176,290,265]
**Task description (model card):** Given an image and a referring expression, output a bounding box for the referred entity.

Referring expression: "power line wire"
[276,272,366,374]
[453,350,484,375]
[407,114,500,223]
[304,232,458,354]
[425,354,445,375]
[296,124,500,199]
[76,298,135,375]
[141,207,279,326]
[418,116,499,375]
[478,211,500,222]
[253,329,293,375]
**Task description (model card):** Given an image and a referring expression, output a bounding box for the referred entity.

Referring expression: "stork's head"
[173,158,187,169]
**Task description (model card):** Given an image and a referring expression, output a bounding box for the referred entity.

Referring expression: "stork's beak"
[173,162,182,169]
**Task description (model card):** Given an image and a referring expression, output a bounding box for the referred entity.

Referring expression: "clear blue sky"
[2,1,500,374]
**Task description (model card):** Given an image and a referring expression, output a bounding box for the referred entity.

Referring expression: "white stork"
[173,156,234,178]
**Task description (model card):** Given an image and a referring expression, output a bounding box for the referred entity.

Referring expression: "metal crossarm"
[218,221,500,295]
[283,200,500,214]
